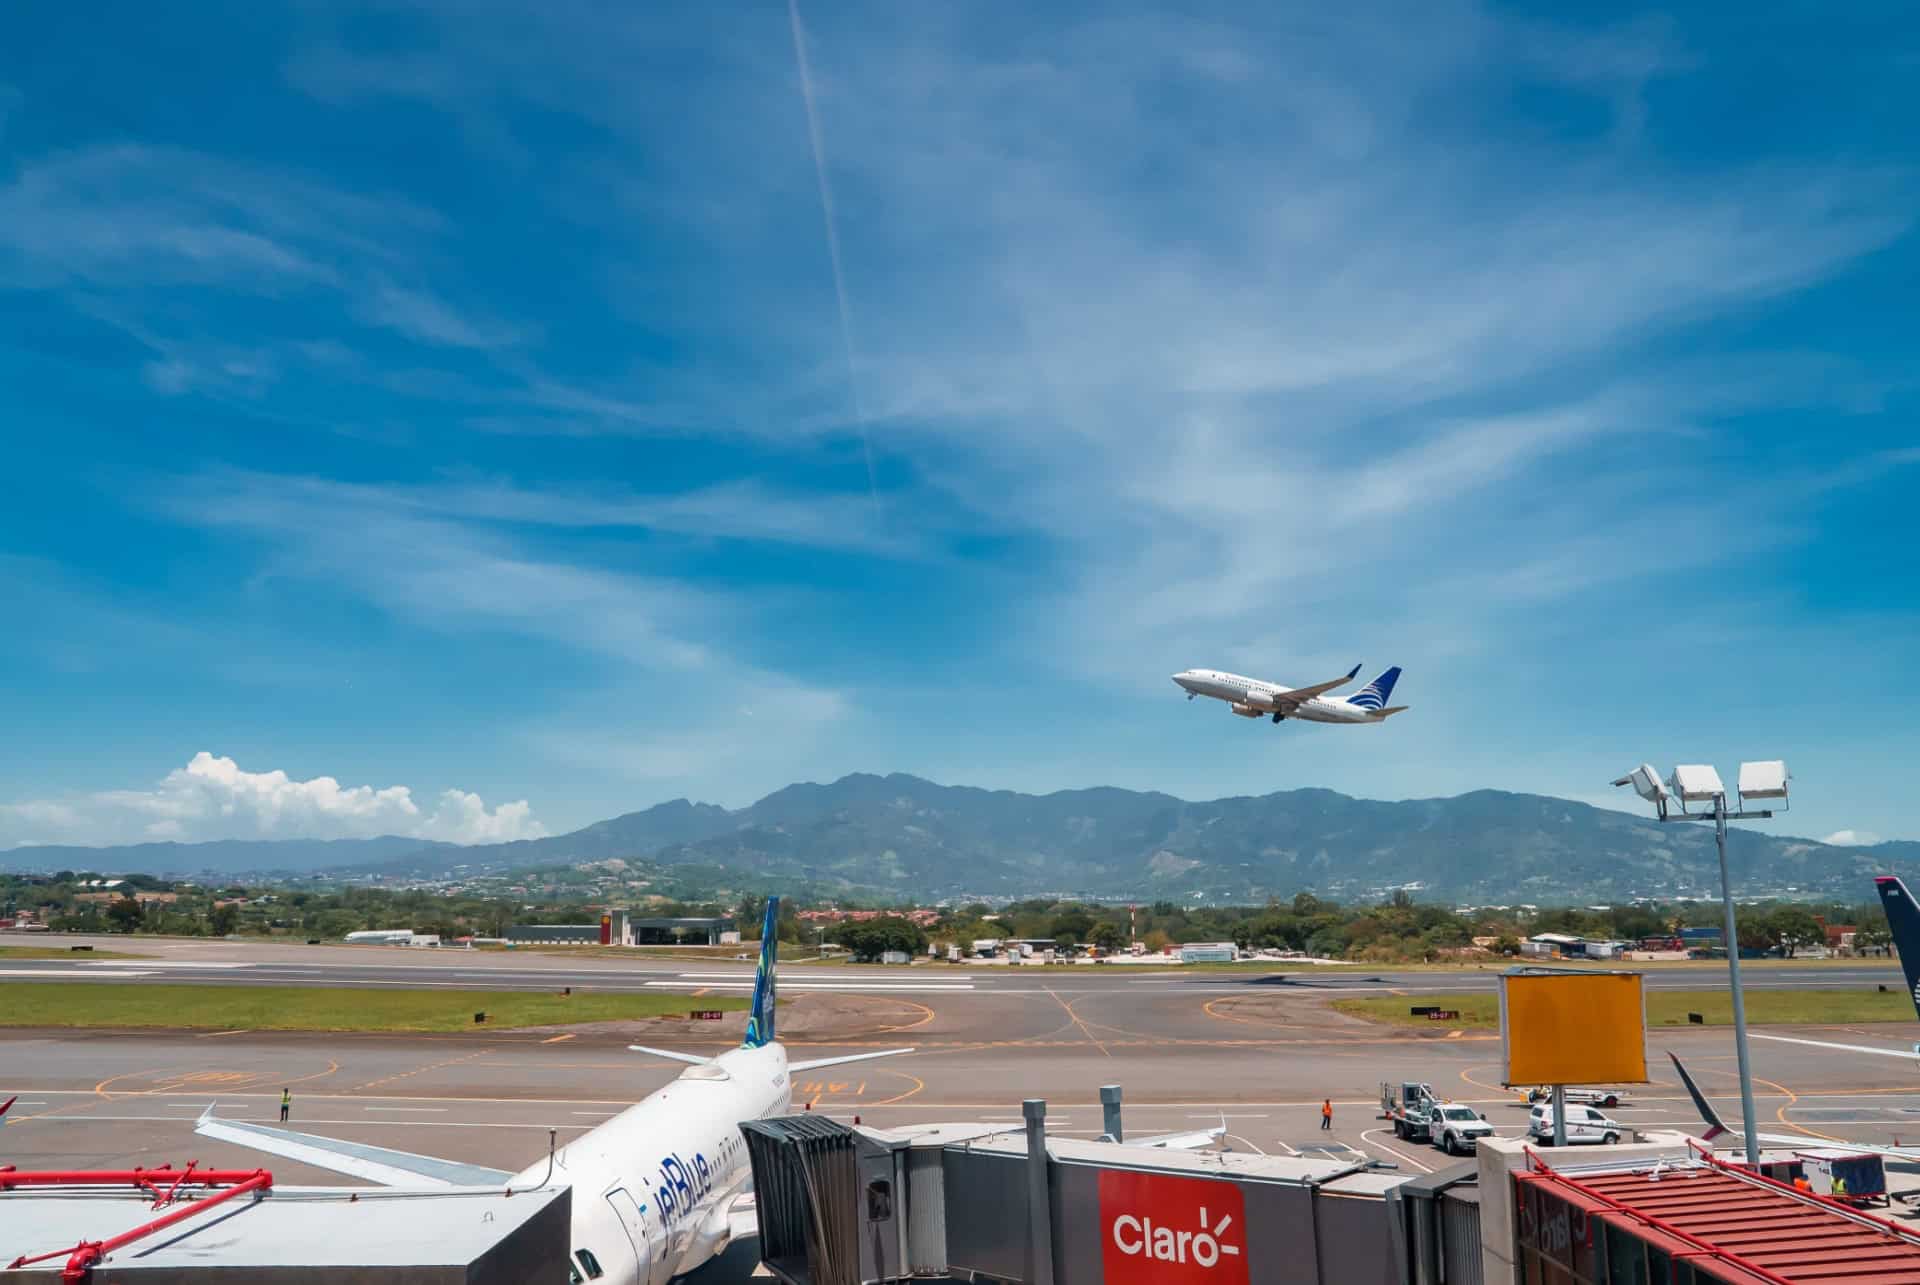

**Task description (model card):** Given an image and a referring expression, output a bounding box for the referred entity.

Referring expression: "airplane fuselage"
[1171,669,1386,724]
[510,1042,791,1285]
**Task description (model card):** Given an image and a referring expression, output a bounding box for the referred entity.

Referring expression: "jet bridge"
[740,1099,1410,1285]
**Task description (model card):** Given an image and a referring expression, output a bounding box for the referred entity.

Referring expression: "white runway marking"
[365,1106,448,1112]
[647,980,975,992]
[92,961,256,970]
[0,969,159,978]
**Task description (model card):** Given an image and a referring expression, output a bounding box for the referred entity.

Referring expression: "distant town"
[0,864,1892,964]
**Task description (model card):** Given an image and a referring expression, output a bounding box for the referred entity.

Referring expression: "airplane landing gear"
[1272,711,1285,723]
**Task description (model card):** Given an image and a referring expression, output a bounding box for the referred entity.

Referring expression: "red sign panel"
[1098,1169,1248,1285]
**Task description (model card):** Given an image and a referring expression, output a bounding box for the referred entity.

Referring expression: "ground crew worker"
[1321,1099,1333,1131]
[1833,1174,1848,1200]
[281,1088,291,1122]
[1793,1175,1812,1194]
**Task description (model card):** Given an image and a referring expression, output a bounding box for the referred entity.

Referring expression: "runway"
[2,934,1904,996]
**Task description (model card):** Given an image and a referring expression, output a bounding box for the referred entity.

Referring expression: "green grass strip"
[0,983,746,1033]
[1332,988,1918,1030]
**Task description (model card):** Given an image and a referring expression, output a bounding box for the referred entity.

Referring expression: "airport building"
[504,911,737,946]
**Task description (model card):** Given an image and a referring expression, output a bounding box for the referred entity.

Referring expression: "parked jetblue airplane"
[196,898,911,1285]
[1172,663,1407,724]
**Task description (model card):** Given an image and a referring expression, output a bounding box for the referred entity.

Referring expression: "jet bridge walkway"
[740,1099,1413,1285]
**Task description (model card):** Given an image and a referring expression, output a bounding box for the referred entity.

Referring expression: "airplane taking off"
[1172,663,1407,724]
[194,898,913,1285]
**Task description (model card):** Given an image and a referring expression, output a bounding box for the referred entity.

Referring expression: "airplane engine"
[1229,702,1264,718]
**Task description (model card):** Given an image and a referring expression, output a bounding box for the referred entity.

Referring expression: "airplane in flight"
[196,898,913,1285]
[192,900,1227,1284]
[1172,663,1407,724]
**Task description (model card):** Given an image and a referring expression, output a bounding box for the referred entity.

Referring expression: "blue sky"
[2,1,1916,850]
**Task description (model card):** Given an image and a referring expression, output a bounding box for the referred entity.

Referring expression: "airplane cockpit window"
[575,1248,604,1279]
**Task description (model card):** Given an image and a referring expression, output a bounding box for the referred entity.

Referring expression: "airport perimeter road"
[1,935,1904,994]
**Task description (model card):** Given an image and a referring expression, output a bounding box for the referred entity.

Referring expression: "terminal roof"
[1518,1162,1920,1284]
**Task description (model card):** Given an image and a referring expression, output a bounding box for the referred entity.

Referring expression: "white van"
[1528,1103,1624,1146]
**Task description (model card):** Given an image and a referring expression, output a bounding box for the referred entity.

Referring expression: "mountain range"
[4,774,1914,904]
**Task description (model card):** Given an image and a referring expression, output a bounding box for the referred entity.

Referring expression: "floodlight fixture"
[1606,754,1792,1167]
[1670,764,1726,806]
[1611,764,1670,808]
[1737,760,1789,807]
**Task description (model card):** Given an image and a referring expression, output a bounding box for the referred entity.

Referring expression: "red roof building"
[1513,1151,1920,1284]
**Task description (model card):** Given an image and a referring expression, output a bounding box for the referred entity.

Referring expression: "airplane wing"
[1667,1053,1920,1163]
[726,1191,760,1241]
[629,1044,715,1066]
[1124,1123,1226,1150]
[194,1107,513,1187]
[1269,664,1363,711]
[789,1047,916,1073]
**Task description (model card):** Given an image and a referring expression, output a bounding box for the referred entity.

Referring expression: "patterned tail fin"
[1349,667,1402,711]
[744,896,780,1048]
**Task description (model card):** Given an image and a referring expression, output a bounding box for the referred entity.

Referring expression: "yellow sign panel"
[1500,971,1648,1086]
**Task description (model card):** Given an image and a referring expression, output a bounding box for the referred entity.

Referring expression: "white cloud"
[358,282,522,349]
[1822,829,1882,847]
[0,753,545,848]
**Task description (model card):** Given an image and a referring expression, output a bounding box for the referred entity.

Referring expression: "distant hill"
[0,835,449,879]
[6,775,1912,903]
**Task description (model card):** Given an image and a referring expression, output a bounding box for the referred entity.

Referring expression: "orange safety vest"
[1322,1102,1332,1118]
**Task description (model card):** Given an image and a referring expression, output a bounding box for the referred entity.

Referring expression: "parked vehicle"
[1528,1103,1624,1146]
[1381,1081,1442,1142]
[1526,1086,1626,1109]
[1433,1105,1496,1155]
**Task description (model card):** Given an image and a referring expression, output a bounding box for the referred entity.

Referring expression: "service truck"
[1381,1081,1441,1142]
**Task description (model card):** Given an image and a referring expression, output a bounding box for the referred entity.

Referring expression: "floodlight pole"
[1661,793,1772,1168]
[1712,802,1762,1167]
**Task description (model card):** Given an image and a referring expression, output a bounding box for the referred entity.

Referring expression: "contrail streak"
[787,0,880,516]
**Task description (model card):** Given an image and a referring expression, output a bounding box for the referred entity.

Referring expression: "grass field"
[1333,988,1917,1030]
[0,944,143,960]
[0,983,748,1033]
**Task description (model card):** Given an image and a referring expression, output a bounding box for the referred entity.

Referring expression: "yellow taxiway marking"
[542,1033,577,1044]
[196,1029,251,1038]
[1044,989,1110,1057]
[353,1048,495,1093]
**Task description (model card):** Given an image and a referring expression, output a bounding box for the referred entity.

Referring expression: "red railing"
[1521,1147,1798,1285]
[3,1165,273,1283]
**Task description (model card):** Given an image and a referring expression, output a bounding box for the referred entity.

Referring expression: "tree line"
[1,873,1891,963]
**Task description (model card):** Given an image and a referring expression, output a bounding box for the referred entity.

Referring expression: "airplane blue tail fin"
[744,896,780,1048]
[1349,667,1402,711]
[1876,877,1920,1015]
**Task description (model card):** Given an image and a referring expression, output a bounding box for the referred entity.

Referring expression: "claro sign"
[1099,1170,1248,1285]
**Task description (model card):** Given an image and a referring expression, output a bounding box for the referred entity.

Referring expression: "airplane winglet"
[0,1094,15,1119]
[1344,663,1362,680]
[1667,1052,1728,1141]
